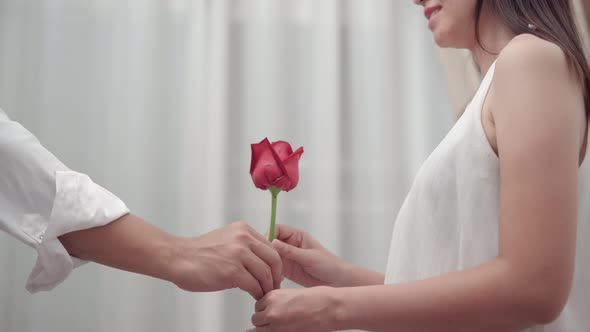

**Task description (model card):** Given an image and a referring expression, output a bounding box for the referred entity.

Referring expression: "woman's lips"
[424,5,442,20]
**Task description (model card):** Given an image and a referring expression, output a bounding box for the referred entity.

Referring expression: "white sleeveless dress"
[384,61,590,331]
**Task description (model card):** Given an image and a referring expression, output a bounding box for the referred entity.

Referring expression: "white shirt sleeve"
[0,108,129,293]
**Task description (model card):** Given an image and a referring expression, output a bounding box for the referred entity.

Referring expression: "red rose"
[250,138,304,192]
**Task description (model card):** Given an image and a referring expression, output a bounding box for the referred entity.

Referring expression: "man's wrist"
[159,234,190,285]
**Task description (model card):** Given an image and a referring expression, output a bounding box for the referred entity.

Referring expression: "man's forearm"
[58,213,181,284]
[59,216,284,298]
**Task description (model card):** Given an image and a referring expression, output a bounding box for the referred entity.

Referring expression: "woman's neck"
[470,12,516,78]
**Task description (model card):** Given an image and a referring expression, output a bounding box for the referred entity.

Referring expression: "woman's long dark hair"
[475,0,590,117]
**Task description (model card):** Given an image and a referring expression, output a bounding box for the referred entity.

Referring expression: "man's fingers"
[236,268,264,300]
[233,220,274,251]
[246,327,270,332]
[255,296,268,312]
[251,241,283,289]
[237,221,284,290]
[245,223,275,248]
[251,311,269,327]
[242,252,274,295]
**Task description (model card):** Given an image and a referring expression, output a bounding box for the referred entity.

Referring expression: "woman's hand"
[248,286,342,332]
[271,224,383,288]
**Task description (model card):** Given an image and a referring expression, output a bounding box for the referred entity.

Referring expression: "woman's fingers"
[272,239,311,265]
[273,224,305,246]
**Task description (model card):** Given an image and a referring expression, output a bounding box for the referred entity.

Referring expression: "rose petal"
[271,141,294,161]
[250,138,287,190]
[250,138,271,175]
[267,140,288,177]
[269,174,292,190]
[281,146,304,191]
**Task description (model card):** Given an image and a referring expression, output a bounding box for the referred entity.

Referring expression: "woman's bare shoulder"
[489,33,585,142]
[494,33,574,88]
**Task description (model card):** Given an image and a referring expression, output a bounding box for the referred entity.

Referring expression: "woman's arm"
[338,263,384,287]
[336,260,551,332]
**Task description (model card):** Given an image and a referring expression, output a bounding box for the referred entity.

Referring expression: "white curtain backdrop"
[0,1,453,331]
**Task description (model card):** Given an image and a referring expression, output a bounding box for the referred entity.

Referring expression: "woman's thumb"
[272,239,308,262]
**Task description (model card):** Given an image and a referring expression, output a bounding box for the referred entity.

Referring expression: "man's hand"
[170,221,283,299]
[59,215,282,300]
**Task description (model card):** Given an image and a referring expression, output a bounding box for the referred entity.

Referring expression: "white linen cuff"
[25,170,129,293]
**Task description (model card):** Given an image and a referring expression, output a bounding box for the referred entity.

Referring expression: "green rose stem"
[268,186,282,241]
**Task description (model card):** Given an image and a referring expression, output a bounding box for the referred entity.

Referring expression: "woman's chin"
[433,34,450,48]
[431,26,473,49]
[432,32,460,49]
